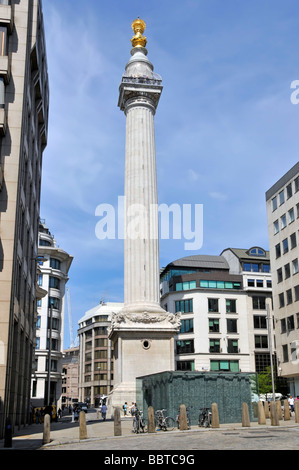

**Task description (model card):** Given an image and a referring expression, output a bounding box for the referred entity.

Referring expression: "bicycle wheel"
[165,416,175,431]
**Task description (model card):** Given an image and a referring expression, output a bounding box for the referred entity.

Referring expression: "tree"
[257,366,289,398]
[258,366,273,397]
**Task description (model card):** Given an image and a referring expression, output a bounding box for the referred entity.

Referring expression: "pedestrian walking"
[35,408,41,424]
[101,404,107,421]
[288,396,295,414]
[123,402,127,416]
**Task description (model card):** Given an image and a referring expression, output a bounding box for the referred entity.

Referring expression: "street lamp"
[266,303,276,402]
[47,304,53,406]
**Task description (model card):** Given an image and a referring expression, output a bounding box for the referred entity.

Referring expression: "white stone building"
[266,162,299,396]
[160,249,274,375]
[31,221,73,408]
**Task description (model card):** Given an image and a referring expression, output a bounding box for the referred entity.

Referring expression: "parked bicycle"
[155,409,175,431]
[176,406,191,429]
[198,408,211,427]
[132,408,146,434]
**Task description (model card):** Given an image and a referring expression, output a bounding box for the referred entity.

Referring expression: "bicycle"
[198,407,211,427]
[176,406,191,429]
[132,408,146,433]
[155,409,175,431]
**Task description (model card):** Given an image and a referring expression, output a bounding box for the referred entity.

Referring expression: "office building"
[160,249,274,374]
[266,161,299,395]
[221,247,274,373]
[61,346,79,409]
[31,221,73,408]
[78,301,123,407]
[0,0,49,437]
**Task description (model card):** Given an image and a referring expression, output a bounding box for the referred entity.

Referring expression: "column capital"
[118,78,162,113]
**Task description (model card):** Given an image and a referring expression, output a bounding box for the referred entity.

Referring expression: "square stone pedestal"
[107,311,180,414]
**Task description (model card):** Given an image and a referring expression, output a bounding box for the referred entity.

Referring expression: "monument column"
[109,20,180,408]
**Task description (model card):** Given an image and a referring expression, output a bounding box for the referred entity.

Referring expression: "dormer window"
[247,247,266,257]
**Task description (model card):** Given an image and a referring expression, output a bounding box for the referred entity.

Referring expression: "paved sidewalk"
[1,411,299,450]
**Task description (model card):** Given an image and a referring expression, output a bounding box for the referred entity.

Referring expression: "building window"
[227,339,238,354]
[274,220,279,234]
[46,359,58,372]
[255,353,272,374]
[256,280,264,288]
[210,360,239,372]
[252,296,266,310]
[286,183,293,199]
[275,243,281,258]
[180,319,193,333]
[287,315,295,331]
[262,264,270,273]
[209,339,220,353]
[290,233,297,250]
[293,259,299,275]
[50,258,61,270]
[255,335,268,349]
[176,360,195,371]
[279,190,285,205]
[48,297,60,310]
[277,268,283,283]
[272,196,277,211]
[49,317,59,331]
[289,208,295,224]
[295,285,299,302]
[281,214,287,230]
[281,318,286,333]
[295,176,299,193]
[209,318,220,333]
[279,293,285,308]
[254,315,267,329]
[0,77,5,109]
[248,279,255,287]
[200,280,241,290]
[285,263,290,279]
[286,289,293,305]
[244,263,259,272]
[176,280,196,291]
[282,238,289,254]
[0,26,7,56]
[49,276,60,289]
[226,299,236,313]
[208,298,218,312]
[175,299,193,313]
[282,344,289,362]
[176,339,194,354]
[227,318,237,333]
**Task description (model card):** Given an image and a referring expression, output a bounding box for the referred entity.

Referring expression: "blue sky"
[41,0,299,347]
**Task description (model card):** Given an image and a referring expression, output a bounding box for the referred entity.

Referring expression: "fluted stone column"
[108,19,180,410]
[123,97,161,314]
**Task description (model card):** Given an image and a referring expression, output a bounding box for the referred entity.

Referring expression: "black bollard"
[4,417,12,448]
